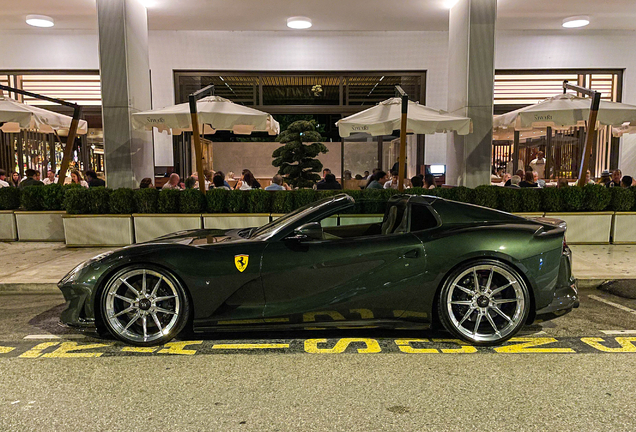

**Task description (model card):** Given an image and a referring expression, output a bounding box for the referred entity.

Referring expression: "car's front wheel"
[100,265,190,346]
[438,259,530,345]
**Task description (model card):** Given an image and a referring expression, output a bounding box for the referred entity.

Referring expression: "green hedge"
[5,183,636,215]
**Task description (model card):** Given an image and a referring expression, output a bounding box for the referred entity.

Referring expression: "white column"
[97,0,154,188]
[446,0,497,187]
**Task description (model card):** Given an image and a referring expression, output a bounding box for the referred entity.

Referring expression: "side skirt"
[192,319,431,334]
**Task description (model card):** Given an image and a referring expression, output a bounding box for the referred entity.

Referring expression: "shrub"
[20,186,44,211]
[448,186,475,204]
[474,185,498,209]
[362,188,396,214]
[247,189,271,213]
[497,187,522,213]
[541,187,562,212]
[109,188,136,214]
[41,184,65,210]
[609,187,634,212]
[63,187,89,214]
[226,190,248,213]
[270,190,293,214]
[342,189,363,214]
[519,188,541,212]
[135,188,159,213]
[560,186,584,211]
[180,188,206,213]
[406,187,429,197]
[0,187,20,210]
[158,189,180,213]
[206,188,230,213]
[86,187,111,214]
[631,187,636,211]
[583,184,611,211]
[292,189,317,210]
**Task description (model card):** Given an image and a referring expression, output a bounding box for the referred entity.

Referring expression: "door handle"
[403,249,419,259]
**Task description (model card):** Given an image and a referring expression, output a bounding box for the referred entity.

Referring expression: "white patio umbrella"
[337,97,472,137]
[131,96,279,135]
[493,93,636,130]
[0,96,88,135]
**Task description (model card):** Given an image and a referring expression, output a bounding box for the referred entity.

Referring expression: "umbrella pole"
[188,85,215,193]
[58,105,82,186]
[396,86,408,192]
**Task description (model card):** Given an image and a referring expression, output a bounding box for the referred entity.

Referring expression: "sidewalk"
[0,242,633,292]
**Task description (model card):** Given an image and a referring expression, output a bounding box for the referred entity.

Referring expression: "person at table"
[621,175,633,188]
[265,174,288,191]
[214,171,232,189]
[519,171,538,188]
[10,171,20,187]
[316,173,342,190]
[139,178,154,189]
[85,170,105,187]
[69,170,89,188]
[19,169,45,188]
[383,171,400,190]
[608,169,622,188]
[0,169,9,188]
[236,170,260,190]
[162,173,183,190]
[42,170,57,185]
[212,174,231,190]
[530,151,546,179]
[366,171,388,189]
[409,176,423,188]
[424,174,437,189]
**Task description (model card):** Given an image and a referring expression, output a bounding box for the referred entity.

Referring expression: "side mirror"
[289,222,323,241]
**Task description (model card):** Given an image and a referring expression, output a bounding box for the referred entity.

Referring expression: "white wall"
[2,28,636,174]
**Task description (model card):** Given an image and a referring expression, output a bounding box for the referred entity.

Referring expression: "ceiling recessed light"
[562,16,590,28]
[287,16,312,29]
[444,0,459,9]
[26,14,54,28]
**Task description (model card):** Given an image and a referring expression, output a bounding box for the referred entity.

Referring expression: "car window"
[410,203,439,232]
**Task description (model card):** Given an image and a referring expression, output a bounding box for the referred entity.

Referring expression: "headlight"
[59,251,114,285]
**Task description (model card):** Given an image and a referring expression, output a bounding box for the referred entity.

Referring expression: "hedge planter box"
[545,212,613,244]
[15,211,65,241]
[133,214,202,243]
[63,215,134,247]
[612,212,636,244]
[0,211,17,241]
[203,214,271,230]
[339,214,384,226]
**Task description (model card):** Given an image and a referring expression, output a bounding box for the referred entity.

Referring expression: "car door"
[260,229,427,327]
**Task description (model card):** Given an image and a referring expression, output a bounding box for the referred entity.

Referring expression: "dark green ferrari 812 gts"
[59,193,578,346]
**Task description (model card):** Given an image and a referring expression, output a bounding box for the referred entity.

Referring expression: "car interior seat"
[381,206,398,235]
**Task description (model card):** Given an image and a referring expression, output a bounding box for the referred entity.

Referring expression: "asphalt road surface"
[2,287,636,431]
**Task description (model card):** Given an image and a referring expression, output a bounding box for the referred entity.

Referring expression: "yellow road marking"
[395,339,438,353]
[304,338,381,354]
[494,337,575,353]
[211,343,289,349]
[19,342,60,358]
[581,337,636,352]
[121,347,158,353]
[432,339,478,354]
[42,342,112,358]
[0,346,16,354]
[157,341,203,355]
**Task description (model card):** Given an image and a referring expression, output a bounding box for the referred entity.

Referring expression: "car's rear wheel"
[100,265,190,346]
[438,259,530,345]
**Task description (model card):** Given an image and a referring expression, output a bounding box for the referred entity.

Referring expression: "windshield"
[250,196,341,239]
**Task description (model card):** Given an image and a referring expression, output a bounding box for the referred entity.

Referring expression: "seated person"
[316,173,342,190]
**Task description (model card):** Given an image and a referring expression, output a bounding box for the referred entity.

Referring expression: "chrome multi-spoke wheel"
[438,260,529,345]
[101,266,190,346]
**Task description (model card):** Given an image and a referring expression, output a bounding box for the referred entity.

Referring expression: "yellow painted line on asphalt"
[41,342,112,358]
[304,338,381,353]
[211,343,289,350]
[589,295,636,316]
[157,341,202,355]
[494,337,575,353]
[581,337,636,352]
[19,342,59,358]
[122,347,157,353]
[0,346,15,354]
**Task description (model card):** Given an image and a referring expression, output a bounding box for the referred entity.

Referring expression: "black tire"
[99,264,191,346]
[437,259,530,346]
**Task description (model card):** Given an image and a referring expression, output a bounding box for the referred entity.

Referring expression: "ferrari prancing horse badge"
[234,254,249,272]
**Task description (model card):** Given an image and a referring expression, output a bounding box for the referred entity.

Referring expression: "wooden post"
[576,92,601,187]
[189,95,206,193]
[57,105,82,186]
[513,131,520,173]
[396,89,409,192]
[546,126,552,180]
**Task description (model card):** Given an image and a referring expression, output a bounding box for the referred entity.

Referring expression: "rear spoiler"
[529,217,567,238]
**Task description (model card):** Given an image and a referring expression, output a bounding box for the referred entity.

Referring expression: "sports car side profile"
[59,193,578,346]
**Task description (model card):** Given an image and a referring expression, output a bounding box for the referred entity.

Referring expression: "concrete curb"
[0,283,60,293]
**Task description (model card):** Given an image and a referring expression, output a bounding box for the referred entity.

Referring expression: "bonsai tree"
[272,120,328,189]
